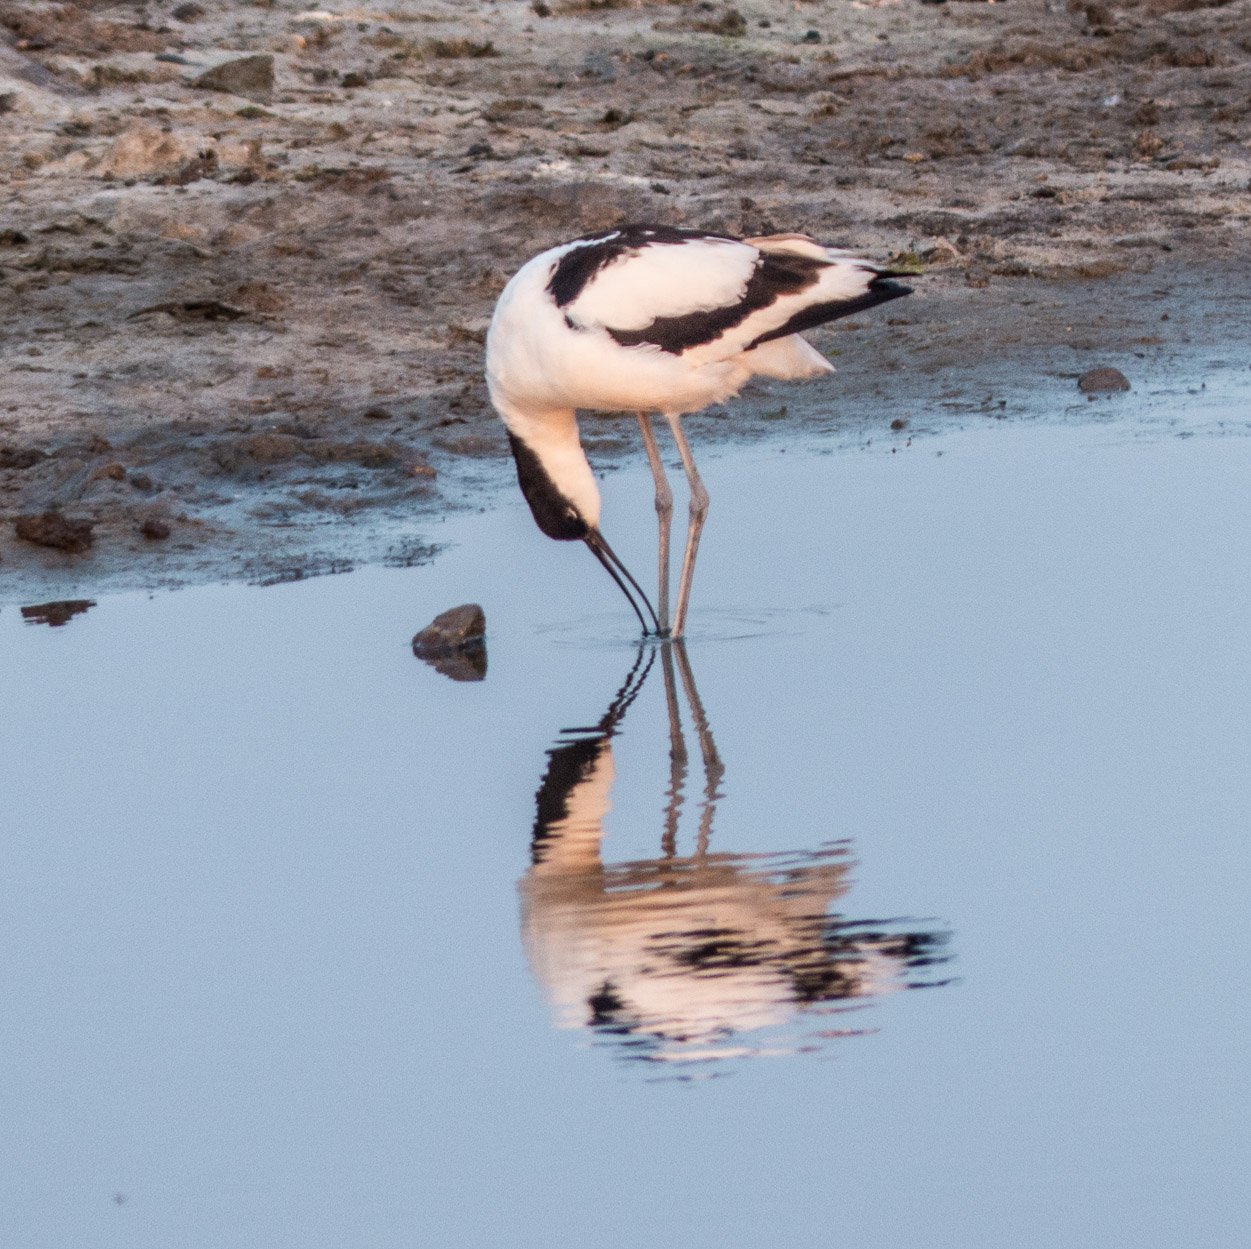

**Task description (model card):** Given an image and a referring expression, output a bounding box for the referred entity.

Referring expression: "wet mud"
[3,0,1250,600]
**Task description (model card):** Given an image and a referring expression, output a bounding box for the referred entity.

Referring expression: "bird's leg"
[664,413,709,639]
[636,412,672,636]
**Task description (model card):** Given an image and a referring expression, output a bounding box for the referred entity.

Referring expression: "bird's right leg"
[665,413,709,640]
[637,412,672,636]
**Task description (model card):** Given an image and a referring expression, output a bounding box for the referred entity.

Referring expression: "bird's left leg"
[637,412,672,636]
[664,413,709,639]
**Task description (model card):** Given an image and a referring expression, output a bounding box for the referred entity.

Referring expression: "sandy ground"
[2,0,1250,601]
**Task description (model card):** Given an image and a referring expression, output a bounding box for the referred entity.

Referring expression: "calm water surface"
[2,422,1250,1248]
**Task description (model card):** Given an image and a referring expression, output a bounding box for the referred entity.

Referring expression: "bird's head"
[506,427,595,542]
[502,418,658,635]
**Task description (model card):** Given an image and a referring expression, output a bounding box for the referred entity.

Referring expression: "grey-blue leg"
[664,413,709,639]
[637,412,672,636]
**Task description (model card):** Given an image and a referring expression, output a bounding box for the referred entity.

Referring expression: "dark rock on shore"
[192,55,273,100]
[15,511,95,553]
[1079,367,1131,393]
[0,446,47,471]
[140,517,171,540]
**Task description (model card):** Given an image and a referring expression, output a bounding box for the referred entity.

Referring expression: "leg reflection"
[659,642,687,861]
[672,640,724,858]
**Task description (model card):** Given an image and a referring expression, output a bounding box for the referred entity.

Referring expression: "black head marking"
[546,224,736,309]
[507,430,589,541]
[746,275,912,350]
[606,248,827,355]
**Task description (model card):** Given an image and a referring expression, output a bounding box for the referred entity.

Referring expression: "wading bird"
[486,225,912,637]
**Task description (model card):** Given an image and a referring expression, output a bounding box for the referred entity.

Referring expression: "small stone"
[15,510,95,553]
[890,417,908,431]
[305,439,400,468]
[412,604,487,682]
[193,55,274,100]
[413,603,485,651]
[245,432,305,461]
[340,71,370,89]
[361,406,393,421]
[231,282,287,313]
[171,2,205,20]
[710,8,747,36]
[99,126,203,179]
[92,462,127,482]
[166,149,218,187]
[20,600,95,627]
[0,446,46,470]
[1078,366,1131,393]
[140,517,171,540]
[1133,130,1165,161]
[129,472,154,491]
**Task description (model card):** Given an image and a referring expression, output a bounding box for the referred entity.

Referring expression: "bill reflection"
[519,645,952,1069]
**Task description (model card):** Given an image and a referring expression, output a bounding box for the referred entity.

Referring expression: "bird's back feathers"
[538,225,909,366]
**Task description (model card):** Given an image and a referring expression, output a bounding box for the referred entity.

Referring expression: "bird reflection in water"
[519,645,952,1070]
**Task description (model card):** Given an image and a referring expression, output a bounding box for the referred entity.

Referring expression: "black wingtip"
[870,276,916,296]
[746,274,914,349]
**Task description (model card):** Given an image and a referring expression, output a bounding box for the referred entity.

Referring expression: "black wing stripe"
[546,224,734,308]
[746,277,912,350]
[605,250,827,356]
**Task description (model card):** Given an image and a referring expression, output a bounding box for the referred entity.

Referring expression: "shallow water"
[3,420,1251,1247]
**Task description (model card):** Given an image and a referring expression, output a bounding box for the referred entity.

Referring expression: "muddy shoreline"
[3,0,1249,602]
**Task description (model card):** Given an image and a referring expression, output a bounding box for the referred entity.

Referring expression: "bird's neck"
[495,400,602,537]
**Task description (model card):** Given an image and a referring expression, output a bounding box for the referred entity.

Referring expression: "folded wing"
[556,227,910,362]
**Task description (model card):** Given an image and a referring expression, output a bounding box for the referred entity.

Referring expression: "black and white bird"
[485,224,912,637]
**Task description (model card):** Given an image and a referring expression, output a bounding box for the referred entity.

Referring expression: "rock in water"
[15,510,95,553]
[192,55,273,100]
[414,603,486,649]
[20,600,95,627]
[412,604,487,682]
[1078,366,1131,393]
